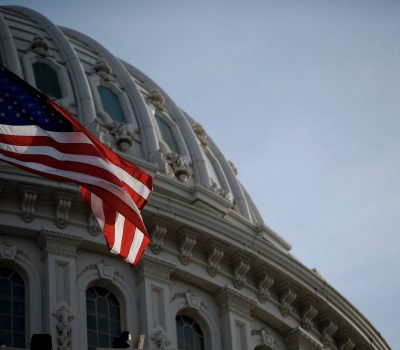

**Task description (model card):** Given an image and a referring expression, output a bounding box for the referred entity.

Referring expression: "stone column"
[135,256,175,349]
[38,230,82,350]
[214,287,256,350]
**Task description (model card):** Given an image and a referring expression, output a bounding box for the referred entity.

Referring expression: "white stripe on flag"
[90,192,105,231]
[111,213,125,255]
[125,227,144,264]
[0,124,92,144]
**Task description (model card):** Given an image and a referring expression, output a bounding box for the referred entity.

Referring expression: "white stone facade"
[0,5,391,350]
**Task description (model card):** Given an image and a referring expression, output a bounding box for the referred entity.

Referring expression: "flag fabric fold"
[0,64,153,265]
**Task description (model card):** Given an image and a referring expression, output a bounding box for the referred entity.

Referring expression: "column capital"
[284,327,323,350]
[38,230,82,257]
[214,286,256,319]
[136,255,176,283]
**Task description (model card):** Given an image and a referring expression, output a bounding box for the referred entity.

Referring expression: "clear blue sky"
[2,0,399,347]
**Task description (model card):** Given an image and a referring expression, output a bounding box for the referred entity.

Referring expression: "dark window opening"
[0,267,25,348]
[86,286,121,350]
[176,314,205,350]
[32,62,62,99]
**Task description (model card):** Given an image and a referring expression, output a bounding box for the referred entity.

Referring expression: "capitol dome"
[0,5,390,350]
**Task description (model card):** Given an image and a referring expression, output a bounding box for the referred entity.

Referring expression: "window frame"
[85,285,122,350]
[176,313,206,350]
[89,77,137,126]
[20,53,74,108]
[0,267,27,349]
[152,112,188,155]
[202,149,231,194]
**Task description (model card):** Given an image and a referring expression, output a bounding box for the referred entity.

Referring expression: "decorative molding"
[151,329,170,349]
[30,36,49,57]
[172,290,203,311]
[279,285,297,317]
[146,89,166,111]
[53,190,75,229]
[214,287,256,319]
[301,302,318,331]
[284,327,323,350]
[99,121,140,151]
[18,184,41,223]
[93,58,113,81]
[97,261,115,280]
[150,224,167,255]
[338,337,355,350]
[255,267,274,303]
[206,244,224,277]
[150,150,193,183]
[192,123,208,146]
[149,149,175,178]
[87,212,101,236]
[232,254,250,289]
[209,179,234,205]
[251,328,277,349]
[0,241,17,260]
[320,319,338,348]
[136,255,175,283]
[166,152,193,183]
[179,231,197,265]
[228,160,238,176]
[38,230,82,257]
[52,305,74,350]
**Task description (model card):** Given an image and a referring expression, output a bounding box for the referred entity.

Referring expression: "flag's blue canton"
[0,65,73,132]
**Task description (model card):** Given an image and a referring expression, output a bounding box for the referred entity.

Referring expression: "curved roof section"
[0,6,392,350]
[0,5,289,250]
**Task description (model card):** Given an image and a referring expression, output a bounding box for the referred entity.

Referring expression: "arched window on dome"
[155,114,180,154]
[32,61,62,99]
[0,267,26,348]
[204,151,223,188]
[176,314,205,350]
[86,286,121,350]
[97,85,126,123]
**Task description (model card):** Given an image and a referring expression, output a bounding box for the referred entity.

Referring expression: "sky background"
[2,0,399,348]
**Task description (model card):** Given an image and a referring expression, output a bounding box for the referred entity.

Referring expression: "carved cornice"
[320,319,338,348]
[279,283,297,317]
[232,253,250,289]
[18,184,41,223]
[338,337,355,350]
[179,230,198,265]
[205,240,226,277]
[284,327,323,350]
[255,266,274,303]
[150,224,167,255]
[214,286,256,319]
[136,255,175,283]
[38,230,82,257]
[301,302,319,331]
[53,190,76,229]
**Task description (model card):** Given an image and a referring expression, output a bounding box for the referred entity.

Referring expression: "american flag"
[0,64,153,265]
